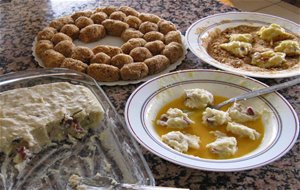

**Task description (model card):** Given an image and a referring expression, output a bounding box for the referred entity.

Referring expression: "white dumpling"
[206,131,237,158]
[227,102,260,122]
[251,50,286,68]
[227,122,260,140]
[161,131,200,152]
[274,40,300,56]
[184,88,214,109]
[229,33,253,43]
[257,24,292,42]
[157,108,194,129]
[220,41,252,58]
[202,107,231,127]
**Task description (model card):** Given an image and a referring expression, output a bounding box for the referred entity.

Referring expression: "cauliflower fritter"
[37,27,57,41]
[129,47,153,62]
[61,58,88,73]
[60,24,80,39]
[54,40,75,57]
[162,42,184,63]
[79,24,106,43]
[111,54,134,68]
[139,21,158,34]
[120,62,149,80]
[41,49,65,68]
[144,40,165,55]
[144,55,170,74]
[87,63,120,82]
[102,19,129,36]
[71,46,94,63]
[121,38,147,54]
[121,28,144,42]
[90,52,111,64]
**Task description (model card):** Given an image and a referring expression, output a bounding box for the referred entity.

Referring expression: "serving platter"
[185,12,300,78]
[125,69,299,171]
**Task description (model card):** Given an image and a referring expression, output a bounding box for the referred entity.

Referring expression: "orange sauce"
[154,95,264,159]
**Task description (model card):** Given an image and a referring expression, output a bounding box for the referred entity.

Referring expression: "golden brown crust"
[119,6,139,17]
[42,49,65,68]
[54,40,75,57]
[165,31,182,44]
[144,55,170,74]
[144,31,164,42]
[90,12,108,24]
[162,42,184,63]
[92,45,122,58]
[88,63,120,82]
[121,28,144,42]
[79,24,106,43]
[90,52,111,64]
[124,16,142,29]
[49,16,74,31]
[110,54,134,68]
[37,27,57,41]
[144,40,165,55]
[139,21,158,34]
[99,6,117,16]
[109,11,127,21]
[158,20,176,35]
[35,40,54,58]
[51,32,72,45]
[121,38,147,54]
[71,11,93,21]
[120,62,149,80]
[129,47,153,62]
[71,46,94,63]
[60,24,80,39]
[102,19,129,36]
[139,13,160,23]
[61,58,88,73]
[75,16,94,29]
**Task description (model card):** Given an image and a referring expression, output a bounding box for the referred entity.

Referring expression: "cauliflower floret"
[161,131,200,152]
[202,107,231,127]
[227,122,260,140]
[220,41,252,58]
[274,40,300,56]
[227,102,260,122]
[206,131,237,158]
[184,88,214,109]
[229,33,253,43]
[251,50,286,68]
[257,24,292,42]
[157,108,194,129]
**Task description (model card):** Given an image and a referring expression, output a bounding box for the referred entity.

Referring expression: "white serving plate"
[32,34,187,86]
[125,69,299,171]
[185,12,300,78]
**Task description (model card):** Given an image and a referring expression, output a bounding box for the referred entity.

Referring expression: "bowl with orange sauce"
[125,69,299,171]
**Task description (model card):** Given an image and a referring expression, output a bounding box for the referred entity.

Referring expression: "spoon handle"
[215,77,300,109]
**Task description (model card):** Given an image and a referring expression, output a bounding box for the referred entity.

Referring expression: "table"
[0,0,299,189]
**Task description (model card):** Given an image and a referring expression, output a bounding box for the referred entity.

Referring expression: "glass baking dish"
[0,68,154,190]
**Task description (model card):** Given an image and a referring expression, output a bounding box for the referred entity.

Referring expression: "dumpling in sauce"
[202,107,231,127]
[227,102,260,122]
[274,40,300,56]
[206,131,237,158]
[157,108,194,129]
[184,88,214,109]
[251,50,286,68]
[227,122,260,140]
[229,33,253,43]
[257,24,292,42]
[161,131,200,152]
[220,41,252,58]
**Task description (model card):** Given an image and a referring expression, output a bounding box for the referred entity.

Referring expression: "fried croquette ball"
[91,12,108,24]
[98,6,117,16]
[121,38,147,54]
[49,16,74,31]
[60,24,80,39]
[121,28,144,42]
[90,52,111,64]
[54,40,75,57]
[139,13,160,23]
[71,11,93,21]
[158,20,177,35]
[129,47,152,62]
[92,45,122,58]
[109,11,126,21]
[35,40,54,58]
[119,6,139,17]
[61,58,88,73]
[139,21,158,34]
[42,49,65,68]
[102,19,129,36]
[144,55,170,74]
[144,40,165,55]
[143,31,164,42]
[75,16,94,29]
[79,24,106,43]
[51,32,72,45]
[111,54,134,68]
[37,27,57,41]
[165,31,182,44]
[87,63,120,82]
[120,62,149,80]
[124,16,142,29]
[162,42,184,63]
[71,46,94,63]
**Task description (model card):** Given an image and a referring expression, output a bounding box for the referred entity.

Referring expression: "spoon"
[211,77,300,110]
[69,174,189,190]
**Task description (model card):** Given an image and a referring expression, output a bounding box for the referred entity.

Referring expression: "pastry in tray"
[34,6,185,82]
[0,82,104,171]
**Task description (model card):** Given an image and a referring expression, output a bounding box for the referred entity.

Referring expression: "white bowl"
[125,69,299,171]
